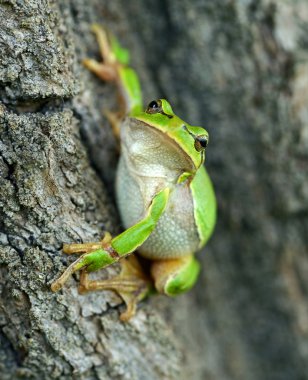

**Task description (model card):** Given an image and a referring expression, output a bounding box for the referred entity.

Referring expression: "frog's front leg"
[151,255,200,296]
[62,231,112,255]
[82,25,119,82]
[83,24,142,136]
[51,188,170,319]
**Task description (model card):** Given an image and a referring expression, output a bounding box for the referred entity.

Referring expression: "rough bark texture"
[0,1,308,380]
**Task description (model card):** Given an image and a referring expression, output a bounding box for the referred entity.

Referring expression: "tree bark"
[1,1,308,380]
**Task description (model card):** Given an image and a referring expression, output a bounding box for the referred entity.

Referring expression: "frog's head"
[132,99,209,174]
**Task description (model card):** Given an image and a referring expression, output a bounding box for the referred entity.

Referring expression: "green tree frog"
[51,25,217,321]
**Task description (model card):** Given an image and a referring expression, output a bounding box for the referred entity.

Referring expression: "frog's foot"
[83,24,142,123]
[83,24,129,87]
[83,25,129,139]
[78,255,152,321]
[83,24,118,82]
[51,232,114,292]
[151,255,200,296]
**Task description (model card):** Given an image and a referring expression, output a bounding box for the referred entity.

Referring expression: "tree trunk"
[1,1,307,380]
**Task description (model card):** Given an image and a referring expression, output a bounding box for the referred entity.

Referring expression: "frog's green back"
[190,166,217,248]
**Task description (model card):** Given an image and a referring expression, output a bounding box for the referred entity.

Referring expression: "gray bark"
[1,1,308,380]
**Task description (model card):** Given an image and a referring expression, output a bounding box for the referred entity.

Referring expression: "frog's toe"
[83,58,117,82]
[51,254,88,292]
[76,255,152,321]
[62,232,112,255]
[51,246,116,292]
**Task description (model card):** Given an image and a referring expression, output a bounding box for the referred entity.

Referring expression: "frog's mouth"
[123,118,199,176]
[163,129,204,173]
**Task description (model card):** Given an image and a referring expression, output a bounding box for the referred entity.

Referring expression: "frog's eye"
[146,99,163,114]
[194,135,209,152]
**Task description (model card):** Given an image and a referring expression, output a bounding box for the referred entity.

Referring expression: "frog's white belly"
[116,156,200,259]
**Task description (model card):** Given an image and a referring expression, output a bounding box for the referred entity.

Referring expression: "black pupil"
[198,136,208,148]
[149,100,158,109]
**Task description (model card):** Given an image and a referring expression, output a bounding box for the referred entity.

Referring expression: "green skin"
[51,27,217,318]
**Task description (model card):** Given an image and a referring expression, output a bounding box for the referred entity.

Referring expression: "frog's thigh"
[151,255,200,296]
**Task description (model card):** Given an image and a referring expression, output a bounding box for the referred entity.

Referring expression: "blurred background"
[1,1,307,379]
[87,1,308,379]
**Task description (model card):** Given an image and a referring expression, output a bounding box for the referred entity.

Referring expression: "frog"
[51,25,217,321]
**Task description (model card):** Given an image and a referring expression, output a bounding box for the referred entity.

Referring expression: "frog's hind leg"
[78,255,152,322]
[151,255,200,296]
